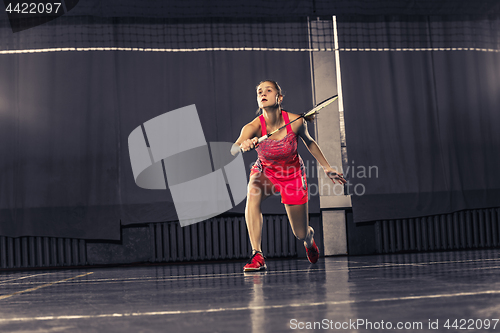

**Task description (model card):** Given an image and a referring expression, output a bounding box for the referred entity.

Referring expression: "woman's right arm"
[235,121,260,152]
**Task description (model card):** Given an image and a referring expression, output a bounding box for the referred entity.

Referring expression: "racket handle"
[230,142,258,156]
[244,135,267,153]
[231,135,268,156]
[257,135,268,143]
[230,144,241,156]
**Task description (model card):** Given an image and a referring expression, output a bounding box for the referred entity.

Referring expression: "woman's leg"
[284,202,310,242]
[285,202,319,263]
[245,172,275,253]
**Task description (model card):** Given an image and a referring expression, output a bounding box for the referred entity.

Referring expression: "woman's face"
[256,81,281,109]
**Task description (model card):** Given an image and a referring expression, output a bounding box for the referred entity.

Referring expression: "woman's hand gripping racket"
[230,95,339,156]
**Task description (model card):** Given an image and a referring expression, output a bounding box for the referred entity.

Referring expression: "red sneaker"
[243,252,267,272]
[305,240,320,264]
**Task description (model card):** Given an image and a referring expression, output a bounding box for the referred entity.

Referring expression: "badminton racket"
[231,95,339,156]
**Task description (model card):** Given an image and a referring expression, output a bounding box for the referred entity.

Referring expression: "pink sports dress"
[250,111,308,205]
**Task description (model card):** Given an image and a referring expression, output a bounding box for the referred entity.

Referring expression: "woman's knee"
[245,186,262,212]
[247,183,262,198]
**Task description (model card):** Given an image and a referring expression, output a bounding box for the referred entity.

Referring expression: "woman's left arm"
[297,119,346,184]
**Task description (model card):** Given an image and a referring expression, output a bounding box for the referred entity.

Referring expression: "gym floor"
[1,249,500,332]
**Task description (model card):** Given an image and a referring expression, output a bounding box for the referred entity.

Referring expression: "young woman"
[234,80,346,272]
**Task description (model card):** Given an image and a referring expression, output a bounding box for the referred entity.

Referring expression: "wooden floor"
[1,249,500,332]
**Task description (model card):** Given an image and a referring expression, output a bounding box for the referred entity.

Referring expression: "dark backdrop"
[2,3,500,240]
[339,16,500,223]
[0,50,316,240]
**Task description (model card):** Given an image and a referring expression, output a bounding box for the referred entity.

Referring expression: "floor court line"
[0,272,60,285]
[63,258,500,282]
[0,265,443,286]
[1,267,339,286]
[2,255,498,288]
[0,272,94,301]
[3,259,498,287]
[1,289,499,323]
